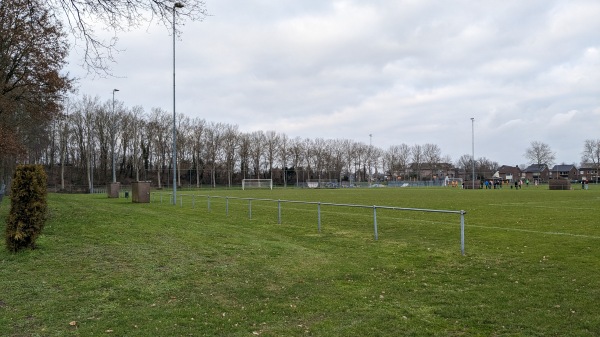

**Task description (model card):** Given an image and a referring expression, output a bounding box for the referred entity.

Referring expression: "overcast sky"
[66,0,600,166]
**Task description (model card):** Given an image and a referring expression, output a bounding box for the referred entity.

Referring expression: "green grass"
[1,186,599,336]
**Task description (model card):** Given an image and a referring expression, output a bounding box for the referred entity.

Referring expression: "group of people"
[481,179,532,189]
[483,180,502,189]
[581,180,590,190]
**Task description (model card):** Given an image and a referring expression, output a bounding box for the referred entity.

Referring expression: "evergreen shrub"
[5,164,48,252]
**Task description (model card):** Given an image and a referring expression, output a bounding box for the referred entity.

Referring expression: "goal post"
[242,179,273,190]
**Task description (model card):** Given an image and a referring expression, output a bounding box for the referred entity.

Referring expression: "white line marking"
[468,225,600,239]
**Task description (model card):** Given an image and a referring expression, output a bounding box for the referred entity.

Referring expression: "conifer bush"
[5,164,48,252]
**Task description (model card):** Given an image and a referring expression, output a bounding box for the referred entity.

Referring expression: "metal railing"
[151,192,467,255]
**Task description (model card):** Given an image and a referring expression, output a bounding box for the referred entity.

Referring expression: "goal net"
[242,179,273,190]
[445,177,463,187]
[306,179,339,188]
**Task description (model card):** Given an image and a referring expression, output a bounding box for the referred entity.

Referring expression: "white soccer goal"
[242,179,273,190]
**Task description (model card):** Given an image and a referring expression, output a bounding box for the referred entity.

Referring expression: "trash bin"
[125,191,129,198]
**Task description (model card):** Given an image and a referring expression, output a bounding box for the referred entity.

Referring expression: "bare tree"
[477,157,499,179]
[329,139,346,184]
[127,105,146,181]
[383,144,410,180]
[238,133,251,179]
[343,141,357,183]
[74,95,101,191]
[397,144,411,180]
[47,0,207,73]
[103,98,124,182]
[456,154,473,171]
[582,139,600,183]
[147,107,170,188]
[221,124,239,187]
[278,133,290,187]
[249,131,265,178]
[58,99,75,190]
[190,118,205,187]
[524,141,555,167]
[175,113,191,187]
[383,146,399,179]
[289,137,304,186]
[423,143,442,180]
[204,122,225,188]
[264,131,280,180]
[303,138,315,181]
[411,144,424,180]
[353,142,368,182]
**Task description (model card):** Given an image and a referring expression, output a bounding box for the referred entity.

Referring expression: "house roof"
[551,164,576,171]
[523,164,548,172]
[498,165,521,172]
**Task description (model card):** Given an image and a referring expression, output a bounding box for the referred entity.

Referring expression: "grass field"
[1,185,599,336]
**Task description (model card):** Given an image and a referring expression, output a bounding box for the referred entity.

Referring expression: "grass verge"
[1,186,599,336]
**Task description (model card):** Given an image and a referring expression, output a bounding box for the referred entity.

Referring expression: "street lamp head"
[174,2,184,8]
[471,117,474,121]
[113,88,119,92]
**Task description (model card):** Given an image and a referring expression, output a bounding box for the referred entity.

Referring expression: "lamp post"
[112,88,119,183]
[471,117,475,189]
[368,134,372,187]
[172,2,184,205]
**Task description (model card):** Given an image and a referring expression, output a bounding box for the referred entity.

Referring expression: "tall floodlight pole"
[471,118,475,189]
[112,88,119,183]
[369,134,372,186]
[172,2,184,205]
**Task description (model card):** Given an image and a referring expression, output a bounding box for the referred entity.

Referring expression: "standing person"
[518,180,523,189]
[526,179,529,187]
[514,180,519,189]
[582,180,585,190]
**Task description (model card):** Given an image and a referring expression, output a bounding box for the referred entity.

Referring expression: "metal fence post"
[249,199,252,219]
[318,202,321,232]
[278,199,281,224]
[192,195,195,208]
[460,210,466,256]
[180,195,183,207]
[226,197,229,216]
[373,205,378,240]
[208,195,211,212]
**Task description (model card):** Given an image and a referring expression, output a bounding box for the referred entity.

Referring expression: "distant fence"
[49,185,129,196]
[151,192,467,255]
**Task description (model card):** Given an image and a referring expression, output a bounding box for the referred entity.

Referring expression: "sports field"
[1,185,599,336]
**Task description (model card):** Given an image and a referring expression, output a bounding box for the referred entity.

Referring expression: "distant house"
[549,164,578,181]
[497,165,522,182]
[523,164,549,182]
[579,164,600,182]
[406,162,453,181]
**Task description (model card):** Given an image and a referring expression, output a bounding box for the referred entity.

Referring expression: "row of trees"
[5,89,600,190]
[41,96,470,189]
[34,95,600,189]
